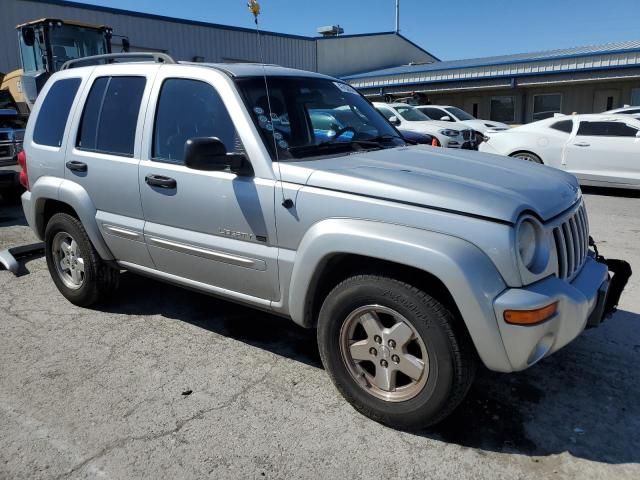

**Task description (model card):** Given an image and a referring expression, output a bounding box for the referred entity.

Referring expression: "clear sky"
[77,0,640,60]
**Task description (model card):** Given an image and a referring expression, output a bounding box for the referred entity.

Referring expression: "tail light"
[431,137,440,147]
[17,150,29,191]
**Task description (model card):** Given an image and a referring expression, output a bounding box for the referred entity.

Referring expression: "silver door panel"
[96,211,154,267]
[142,220,278,300]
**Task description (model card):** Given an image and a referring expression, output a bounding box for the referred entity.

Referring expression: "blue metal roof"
[343,40,640,80]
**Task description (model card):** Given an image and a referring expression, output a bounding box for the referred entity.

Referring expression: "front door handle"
[145,174,177,189]
[66,160,87,172]
[574,142,591,147]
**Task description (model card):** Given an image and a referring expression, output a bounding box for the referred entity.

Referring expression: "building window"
[606,96,615,111]
[490,96,515,123]
[533,94,562,121]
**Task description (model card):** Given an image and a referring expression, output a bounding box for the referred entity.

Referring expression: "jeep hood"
[281,146,580,223]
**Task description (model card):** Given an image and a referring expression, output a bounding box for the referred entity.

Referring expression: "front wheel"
[317,275,476,430]
[511,151,543,164]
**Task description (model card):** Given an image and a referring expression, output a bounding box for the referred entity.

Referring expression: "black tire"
[510,151,543,164]
[45,213,119,307]
[317,275,476,430]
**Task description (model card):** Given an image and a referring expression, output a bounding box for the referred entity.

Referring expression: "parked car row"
[374,102,479,149]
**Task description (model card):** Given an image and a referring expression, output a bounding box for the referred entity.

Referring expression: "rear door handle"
[145,174,177,189]
[574,142,591,147]
[66,160,87,172]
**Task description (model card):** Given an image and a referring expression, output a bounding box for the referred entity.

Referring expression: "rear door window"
[577,121,638,137]
[77,76,146,157]
[423,107,448,120]
[33,78,81,147]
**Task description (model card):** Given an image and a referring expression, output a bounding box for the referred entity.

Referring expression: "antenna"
[249,1,294,209]
[395,0,400,33]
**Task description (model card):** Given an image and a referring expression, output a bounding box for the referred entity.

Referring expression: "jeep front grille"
[553,202,589,280]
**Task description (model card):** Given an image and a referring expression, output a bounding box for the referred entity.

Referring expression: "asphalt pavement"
[1,187,638,479]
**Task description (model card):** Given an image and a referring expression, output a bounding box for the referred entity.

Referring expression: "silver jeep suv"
[18,54,629,429]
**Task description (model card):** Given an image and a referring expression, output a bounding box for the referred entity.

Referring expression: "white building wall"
[317,33,437,77]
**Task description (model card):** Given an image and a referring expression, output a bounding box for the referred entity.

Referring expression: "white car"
[604,106,640,118]
[480,114,640,189]
[374,102,478,149]
[416,105,510,135]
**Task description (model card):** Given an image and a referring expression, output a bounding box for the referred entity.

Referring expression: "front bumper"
[492,255,629,371]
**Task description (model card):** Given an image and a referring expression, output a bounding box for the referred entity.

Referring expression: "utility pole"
[395,0,400,33]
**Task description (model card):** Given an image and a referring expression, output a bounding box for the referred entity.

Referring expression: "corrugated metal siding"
[344,40,640,80]
[347,51,640,89]
[0,0,317,74]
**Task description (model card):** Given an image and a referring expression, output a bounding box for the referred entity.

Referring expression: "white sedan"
[604,106,640,119]
[373,102,478,149]
[415,105,510,134]
[479,114,640,189]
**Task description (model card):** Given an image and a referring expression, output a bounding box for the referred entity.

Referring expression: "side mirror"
[184,137,252,175]
[440,115,452,122]
[389,115,401,126]
[121,38,130,53]
[21,27,35,47]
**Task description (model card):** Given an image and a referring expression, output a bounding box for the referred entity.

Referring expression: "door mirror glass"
[440,115,452,122]
[388,115,400,125]
[21,27,35,47]
[184,137,251,175]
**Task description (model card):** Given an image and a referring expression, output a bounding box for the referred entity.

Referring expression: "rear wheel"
[45,213,119,307]
[511,151,543,164]
[317,275,476,429]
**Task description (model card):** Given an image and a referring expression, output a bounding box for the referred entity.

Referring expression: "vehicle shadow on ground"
[582,186,640,198]
[100,273,640,465]
[0,197,28,227]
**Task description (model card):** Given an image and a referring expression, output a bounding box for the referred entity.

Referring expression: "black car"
[399,129,440,146]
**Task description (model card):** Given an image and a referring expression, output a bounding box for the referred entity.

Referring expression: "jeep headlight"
[440,129,460,137]
[516,217,550,274]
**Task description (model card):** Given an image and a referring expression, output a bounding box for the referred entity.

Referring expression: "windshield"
[237,77,405,160]
[49,25,108,71]
[445,107,475,121]
[395,106,430,122]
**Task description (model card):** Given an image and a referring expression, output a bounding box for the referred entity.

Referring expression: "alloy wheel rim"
[514,153,539,163]
[52,231,85,290]
[339,305,429,402]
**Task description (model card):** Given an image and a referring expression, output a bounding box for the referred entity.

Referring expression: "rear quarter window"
[33,78,81,147]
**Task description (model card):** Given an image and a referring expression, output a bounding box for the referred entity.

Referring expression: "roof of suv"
[193,62,335,80]
[61,59,337,81]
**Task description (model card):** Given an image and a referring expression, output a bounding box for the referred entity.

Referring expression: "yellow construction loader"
[0,18,129,113]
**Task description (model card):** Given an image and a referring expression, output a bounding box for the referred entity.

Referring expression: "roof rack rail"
[61,52,176,70]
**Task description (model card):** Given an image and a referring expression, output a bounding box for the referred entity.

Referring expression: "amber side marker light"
[504,302,558,326]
